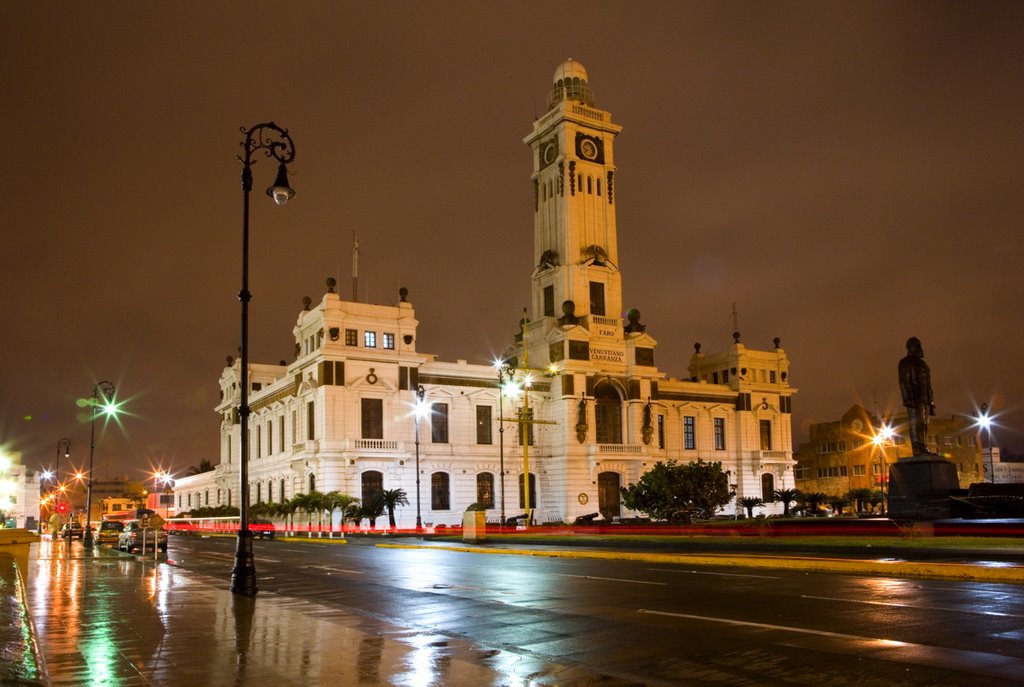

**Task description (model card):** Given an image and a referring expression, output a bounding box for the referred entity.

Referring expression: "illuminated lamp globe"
[266,162,295,206]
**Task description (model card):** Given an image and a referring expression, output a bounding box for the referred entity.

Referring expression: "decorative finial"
[733,331,741,343]
[399,287,408,302]
[773,337,781,349]
[303,296,312,311]
[326,277,336,293]
[226,356,234,366]
[694,342,701,353]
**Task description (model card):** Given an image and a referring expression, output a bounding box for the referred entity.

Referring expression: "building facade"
[174,61,798,527]
[794,404,985,497]
[0,450,41,529]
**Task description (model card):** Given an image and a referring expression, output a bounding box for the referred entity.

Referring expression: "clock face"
[579,139,598,160]
[851,419,863,432]
[540,140,557,168]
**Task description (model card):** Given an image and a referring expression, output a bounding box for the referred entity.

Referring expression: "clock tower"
[520,60,656,379]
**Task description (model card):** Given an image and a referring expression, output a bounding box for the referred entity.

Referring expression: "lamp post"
[494,359,515,525]
[54,437,70,506]
[232,122,296,597]
[413,385,427,532]
[978,403,994,483]
[872,422,893,515]
[84,382,115,548]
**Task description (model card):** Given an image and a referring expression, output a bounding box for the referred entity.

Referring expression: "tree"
[186,459,215,476]
[346,503,364,529]
[362,492,386,530]
[322,491,356,534]
[828,495,850,516]
[846,488,875,514]
[773,488,801,517]
[739,497,764,518]
[799,491,828,516]
[620,459,733,522]
[379,488,409,529]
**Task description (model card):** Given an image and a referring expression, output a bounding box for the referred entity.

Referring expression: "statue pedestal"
[887,456,962,519]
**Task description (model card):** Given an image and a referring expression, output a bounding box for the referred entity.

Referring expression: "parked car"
[252,518,276,540]
[117,520,168,553]
[95,520,125,545]
[61,522,84,540]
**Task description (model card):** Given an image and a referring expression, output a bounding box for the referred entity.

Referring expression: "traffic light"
[56,502,68,514]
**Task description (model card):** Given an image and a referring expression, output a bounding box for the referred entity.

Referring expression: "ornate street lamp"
[494,359,516,524]
[413,385,427,532]
[54,438,70,502]
[871,421,894,515]
[84,382,115,548]
[232,122,295,596]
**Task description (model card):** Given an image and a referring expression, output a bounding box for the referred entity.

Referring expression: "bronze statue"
[898,336,935,454]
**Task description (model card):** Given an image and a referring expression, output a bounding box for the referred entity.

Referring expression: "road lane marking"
[638,608,1024,681]
[557,573,668,586]
[304,564,364,574]
[199,552,234,560]
[650,568,779,579]
[801,594,1024,618]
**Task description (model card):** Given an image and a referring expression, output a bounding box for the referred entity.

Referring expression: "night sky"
[3,1,1022,481]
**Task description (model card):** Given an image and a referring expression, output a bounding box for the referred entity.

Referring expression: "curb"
[376,543,1024,584]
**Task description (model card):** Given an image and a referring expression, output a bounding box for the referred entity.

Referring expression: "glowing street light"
[494,358,516,524]
[84,381,116,548]
[233,122,296,597]
[976,403,995,483]
[871,422,895,515]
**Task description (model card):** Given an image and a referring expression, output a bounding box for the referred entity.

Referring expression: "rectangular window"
[279,416,285,452]
[713,417,726,451]
[307,401,315,440]
[657,414,665,449]
[517,408,535,446]
[345,328,358,346]
[364,331,376,348]
[267,422,273,456]
[255,425,261,458]
[361,398,384,439]
[431,472,450,510]
[589,282,605,316]
[383,333,395,350]
[759,420,772,451]
[853,464,866,476]
[770,370,777,383]
[794,465,810,480]
[476,473,494,509]
[683,416,696,450]
[543,285,554,317]
[431,403,449,443]
[476,405,492,444]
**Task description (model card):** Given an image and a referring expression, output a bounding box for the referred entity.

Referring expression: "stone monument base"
[887,455,964,519]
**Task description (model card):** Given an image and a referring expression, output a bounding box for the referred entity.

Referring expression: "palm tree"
[362,493,386,530]
[345,503,364,530]
[186,459,215,476]
[773,488,801,517]
[322,491,356,535]
[799,491,828,516]
[288,494,310,535]
[738,496,764,518]
[846,488,875,514]
[275,498,297,536]
[379,488,409,530]
[828,495,850,517]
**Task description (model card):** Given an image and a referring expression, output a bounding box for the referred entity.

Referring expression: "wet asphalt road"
[164,535,1024,686]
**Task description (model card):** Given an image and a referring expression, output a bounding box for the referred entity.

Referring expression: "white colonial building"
[174,60,798,527]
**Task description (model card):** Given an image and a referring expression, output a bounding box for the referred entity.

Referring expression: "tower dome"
[549,58,594,109]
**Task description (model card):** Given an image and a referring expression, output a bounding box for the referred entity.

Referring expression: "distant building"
[794,404,984,497]
[175,60,798,527]
[0,451,41,529]
[983,448,1024,484]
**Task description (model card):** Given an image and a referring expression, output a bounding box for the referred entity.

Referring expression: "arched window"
[280,479,286,503]
[308,473,316,493]
[476,473,494,509]
[431,472,450,510]
[205,489,209,506]
[362,471,383,507]
[256,482,262,503]
[594,383,623,444]
[761,473,776,502]
[587,176,593,194]
[267,480,273,503]
[518,473,537,510]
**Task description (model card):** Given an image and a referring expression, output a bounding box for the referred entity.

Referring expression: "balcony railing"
[353,439,399,451]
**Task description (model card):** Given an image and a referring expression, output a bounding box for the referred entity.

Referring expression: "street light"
[977,403,995,483]
[494,358,516,524]
[233,122,295,597]
[871,422,894,515]
[413,385,428,532]
[84,381,115,548]
[55,438,70,500]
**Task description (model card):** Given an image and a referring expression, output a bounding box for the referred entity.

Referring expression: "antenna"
[731,302,740,332]
[352,232,360,302]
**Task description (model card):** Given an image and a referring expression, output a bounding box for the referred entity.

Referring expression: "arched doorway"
[761,473,775,502]
[594,383,622,444]
[598,471,621,520]
[361,470,383,507]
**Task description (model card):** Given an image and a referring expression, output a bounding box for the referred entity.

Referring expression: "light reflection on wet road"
[27,538,625,686]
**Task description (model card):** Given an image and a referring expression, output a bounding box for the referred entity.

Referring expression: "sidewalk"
[25,538,615,686]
